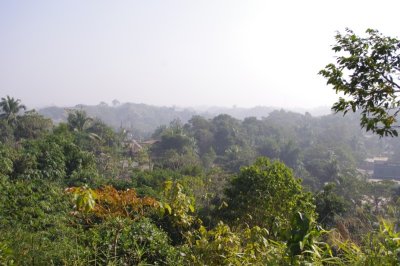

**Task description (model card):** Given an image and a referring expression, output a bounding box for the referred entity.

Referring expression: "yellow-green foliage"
[336,219,400,265]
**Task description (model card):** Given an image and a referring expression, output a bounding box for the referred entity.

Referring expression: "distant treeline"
[38,102,330,138]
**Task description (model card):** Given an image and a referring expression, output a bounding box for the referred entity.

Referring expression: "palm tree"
[67,109,93,132]
[0,95,26,124]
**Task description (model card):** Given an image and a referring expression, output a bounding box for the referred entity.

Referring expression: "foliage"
[319,28,400,137]
[14,110,52,140]
[0,241,14,266]
[130,168,183,197]
[0,178,89,265]
[0,95,26,125]
[0,178,70,231]
[87,217,182,265]
[185,222,251,265]
[184,222,285,265]
[336,219,400,265]
[285,212,338,264]
[316,183,348,228]
[222,157,315,236]
[67,109,93,132]
[5,129,101,185]
[158,181,200,244]
[151,119,201,173]
[0,145,14,178]
[68,185,159,220]
[211,114,243,156]
[0,120,14,144]
[3,94,400,264]
[185,216,339,265]
[68,185,97,213]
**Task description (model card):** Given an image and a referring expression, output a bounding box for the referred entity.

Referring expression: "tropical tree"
[0,95,26,124]
[67,109,93,132]
[221,157,315,236]
[14,110,52,140]
[319,28,400,137]
[315,183,348,228]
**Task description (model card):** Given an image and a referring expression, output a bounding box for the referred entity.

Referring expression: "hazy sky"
[0,1,399,109]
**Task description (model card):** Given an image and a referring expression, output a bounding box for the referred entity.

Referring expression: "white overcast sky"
[0,0,399,109]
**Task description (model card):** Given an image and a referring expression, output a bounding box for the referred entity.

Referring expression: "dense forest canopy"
[1,29,400,265]
[2,89,400,265]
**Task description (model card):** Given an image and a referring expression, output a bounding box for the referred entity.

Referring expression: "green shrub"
[87,217,182,265]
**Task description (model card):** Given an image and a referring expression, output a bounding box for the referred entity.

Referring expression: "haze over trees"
[0,85,400,265]
[2,29,400,265]
[38,103,329,138]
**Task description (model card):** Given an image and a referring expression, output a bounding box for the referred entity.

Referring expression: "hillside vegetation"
[2,96,400,265]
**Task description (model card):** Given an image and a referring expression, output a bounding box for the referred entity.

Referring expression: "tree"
[0,95,26,125]
[319,29,400,137]
[186,116,214,156]
[315,183,348,228]
[211,114,243,155]
[86,217,181,265]
[151,120,200,172]
[14,110,53,140]
[67,110,93,132]
[112,99,120,107]
[222,158,315,235]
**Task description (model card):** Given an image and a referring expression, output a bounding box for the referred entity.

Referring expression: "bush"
[87,217,182,265]
[222,157,315,237]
